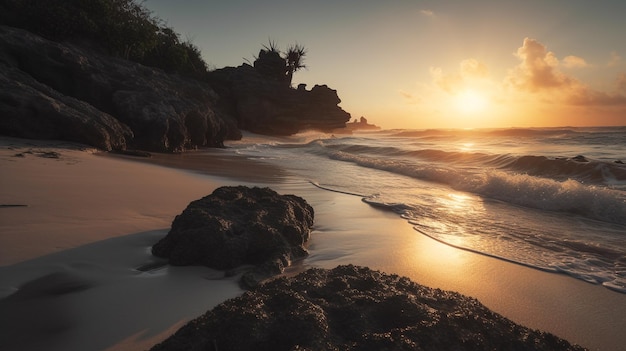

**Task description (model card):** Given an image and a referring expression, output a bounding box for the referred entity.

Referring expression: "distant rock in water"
[343,116,381,132]
[208,64,351,135]
[150,265,587,351]
[151,186,314,288]
[0,25,240,152]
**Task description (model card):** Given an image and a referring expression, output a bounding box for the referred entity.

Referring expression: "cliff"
[0,26,351,151]
[208,64,351,135]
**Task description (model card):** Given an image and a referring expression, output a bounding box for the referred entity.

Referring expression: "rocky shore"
[151,265,587,351]
[0,25,350,152]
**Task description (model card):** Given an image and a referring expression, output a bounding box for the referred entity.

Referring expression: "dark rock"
[0,25,240,152]
[572,155,588,162]
[343,116,381,132]
[0,53,133,151]
[152,186,314,288]
[38,151,61,158]
[253,49,289,84]
[150,265,587,351]
[110,149,152,158]
[208,64,351,135]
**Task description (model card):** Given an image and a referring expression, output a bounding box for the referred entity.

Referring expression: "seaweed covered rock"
[152,186,314,288]
[151,265,587,351]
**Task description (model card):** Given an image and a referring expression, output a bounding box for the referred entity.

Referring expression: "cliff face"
[209,64,351,135]
[0,25,240,152]
[0,26,351,151]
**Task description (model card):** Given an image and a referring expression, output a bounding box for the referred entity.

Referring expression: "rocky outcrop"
[151,186,314,288]
[0,25,353,150]
[0,25,240,152]
[151,265,587,351]
[345,116,381,131]
[208,64,351,135]
[0,59,132,151]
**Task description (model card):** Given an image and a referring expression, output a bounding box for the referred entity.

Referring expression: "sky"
[144,0,626,129]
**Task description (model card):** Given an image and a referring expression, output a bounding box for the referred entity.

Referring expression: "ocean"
[222,126,626,294]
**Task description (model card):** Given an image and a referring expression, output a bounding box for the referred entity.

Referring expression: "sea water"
[224,127,626,293]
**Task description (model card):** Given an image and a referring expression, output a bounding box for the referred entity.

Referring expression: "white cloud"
[420,9,435,18]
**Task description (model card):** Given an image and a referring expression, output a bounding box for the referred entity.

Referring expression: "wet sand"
[1,137,625,350]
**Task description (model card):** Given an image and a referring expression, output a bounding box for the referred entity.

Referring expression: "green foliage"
[0,0,208,78]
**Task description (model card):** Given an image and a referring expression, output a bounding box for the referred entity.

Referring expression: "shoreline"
[1,137,625,350]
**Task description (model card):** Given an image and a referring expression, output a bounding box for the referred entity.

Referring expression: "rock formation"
[208,64,352,135]
[150,265,587,351]
[345,116,381,131]
[151,186,314,288]
[0,25,353,151]
[0,25,239,152]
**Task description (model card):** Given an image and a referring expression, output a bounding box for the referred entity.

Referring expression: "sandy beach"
[1,137,625,351]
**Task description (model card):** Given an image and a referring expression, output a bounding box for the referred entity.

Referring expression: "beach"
[1,137,625,351]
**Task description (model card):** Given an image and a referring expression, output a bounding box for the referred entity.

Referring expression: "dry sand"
[1,137,625,351]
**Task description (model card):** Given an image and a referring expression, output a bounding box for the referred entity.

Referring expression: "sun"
[454,89,488,114]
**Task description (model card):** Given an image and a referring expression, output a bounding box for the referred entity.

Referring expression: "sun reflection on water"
[460,143,475,152]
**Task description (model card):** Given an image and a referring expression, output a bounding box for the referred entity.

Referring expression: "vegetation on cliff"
[0,1,309,85]
[0,0,207,77]
[0,1,350,150]
[252,40,307,86]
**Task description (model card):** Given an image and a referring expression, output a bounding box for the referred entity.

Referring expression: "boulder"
[151,186,314,288]
[150,265,587,351]
[0,25,240,152]
[208,64,351,135]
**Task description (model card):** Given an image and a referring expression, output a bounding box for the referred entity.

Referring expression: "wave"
[363,195,626,293]
[390,127,579,139]
[316,140,626,186]
[325,150,626,225]
[496,155,626,184]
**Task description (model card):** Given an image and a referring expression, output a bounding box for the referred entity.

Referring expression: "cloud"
[506,38,626,106]
[460,59,489,78]
[562,55,588,68]
[430,67,461,93]
[506,38,573,91]
[429,59,489,94]
[420,9,435,18]
[398,89,414,99]
[398,89,420,104]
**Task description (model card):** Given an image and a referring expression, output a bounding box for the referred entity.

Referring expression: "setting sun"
[455,90,488,114]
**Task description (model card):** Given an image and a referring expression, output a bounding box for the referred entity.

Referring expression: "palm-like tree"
[285,44,307,86]
[253,40,307,86]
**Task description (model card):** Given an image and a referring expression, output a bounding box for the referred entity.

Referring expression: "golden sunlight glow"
[454,90,488,114]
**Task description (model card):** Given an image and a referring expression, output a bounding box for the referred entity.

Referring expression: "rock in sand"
[151,186,314,288]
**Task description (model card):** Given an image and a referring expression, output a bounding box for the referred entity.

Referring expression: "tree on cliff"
[253,40,307,87]
[285,44,307,85]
